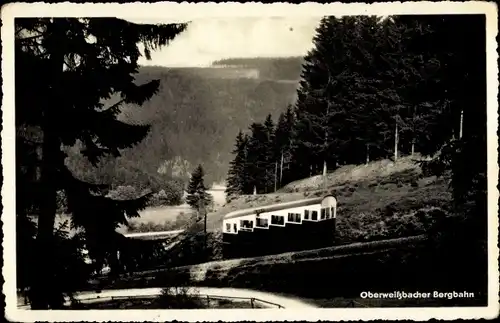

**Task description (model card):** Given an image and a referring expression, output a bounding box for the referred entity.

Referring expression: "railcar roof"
[223,195,334,220]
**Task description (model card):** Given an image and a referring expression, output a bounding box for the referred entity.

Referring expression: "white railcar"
[222,195,337,257]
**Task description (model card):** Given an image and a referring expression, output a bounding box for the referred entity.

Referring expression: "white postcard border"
[2,1,499,322]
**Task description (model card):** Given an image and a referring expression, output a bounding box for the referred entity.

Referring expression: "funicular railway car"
[222,195,337,259]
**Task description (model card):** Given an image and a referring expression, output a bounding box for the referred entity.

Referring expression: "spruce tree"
[15,17,186,309]
[293,16,371,173]
[274,105,296,187]
[225,131,248,200]
[186,164,213,212]
[245,123,269,194]
[263,114,277,192]
[241,133,253,193]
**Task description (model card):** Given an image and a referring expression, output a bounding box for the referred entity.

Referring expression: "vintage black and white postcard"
[2,1,499,322]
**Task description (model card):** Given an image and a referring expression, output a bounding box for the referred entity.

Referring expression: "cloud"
[133,17,320,67]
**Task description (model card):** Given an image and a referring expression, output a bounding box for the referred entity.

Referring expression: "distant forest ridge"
[211,56,305,81]
[70,57,305,188]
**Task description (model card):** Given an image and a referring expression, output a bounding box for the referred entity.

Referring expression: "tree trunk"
[30,26,64,309]
[394,122,399,162]
[204,208,207,235]
[411,105,417,157]
[203,206,207,255]
[263,170,268,194]
[30,122,59,309]
[253,185,257,195]
[279,152,284,187]
[322,160,328,191]
[459,109,464,139]
[274,161,278,192]
[323,125,328,180]
[366,144,370,165]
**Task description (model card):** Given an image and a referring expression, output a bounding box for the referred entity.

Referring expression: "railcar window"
[325,207,331,218]
[331,207,335,218]
[233,223,237,232]
[312,211,318,220]
[271,215,284,225]
[304,210,310,220]
[240,220,253,229]
[321,208,326,219]
[256,218,269,227]
[226,223,231,232]
[288,213,301,222]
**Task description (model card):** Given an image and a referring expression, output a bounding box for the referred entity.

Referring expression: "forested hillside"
[65,57,305,189]
[226,15,486,197]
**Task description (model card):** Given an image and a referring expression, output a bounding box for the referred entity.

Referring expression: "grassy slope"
[98,234,427,288]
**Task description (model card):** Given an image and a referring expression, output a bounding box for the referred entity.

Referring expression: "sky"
[127,17,321,67]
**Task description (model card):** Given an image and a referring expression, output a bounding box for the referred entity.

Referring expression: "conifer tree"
[242,133,252,193]
[334,16,388,164]
[15,17,186,309]
[245,122,269,194]
[293,16,373,173]
[225,131,248,200]
[263,114,277,192]
[186,164,213,212]
[274,105,296,187]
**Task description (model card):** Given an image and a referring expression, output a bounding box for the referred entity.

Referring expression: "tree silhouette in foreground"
[16,17,186,309]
